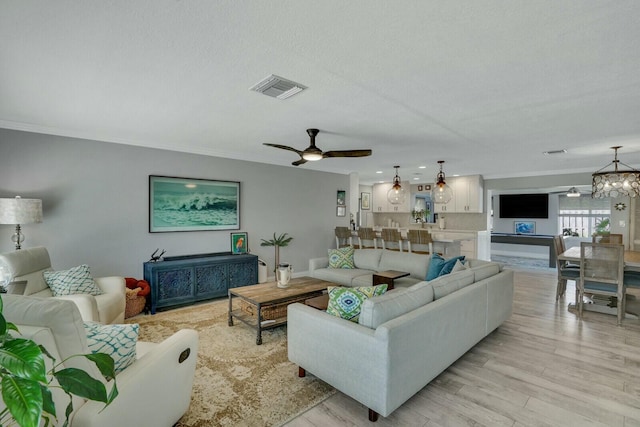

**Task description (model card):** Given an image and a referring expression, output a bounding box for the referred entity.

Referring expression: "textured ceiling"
[2,1,640,185]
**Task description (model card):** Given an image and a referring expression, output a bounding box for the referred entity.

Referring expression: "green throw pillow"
[44,264,104,297]
[328,246,355,269]
[84,322,139,374]
[326,284,388,322]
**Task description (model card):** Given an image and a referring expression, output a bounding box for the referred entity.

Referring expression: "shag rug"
[127,299,335,426]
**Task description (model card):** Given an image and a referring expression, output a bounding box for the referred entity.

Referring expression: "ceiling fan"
[263,128,372,166]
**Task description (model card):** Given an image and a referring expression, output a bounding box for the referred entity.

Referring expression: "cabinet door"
[465,175,483,213]
[154,267,195,310]
[195,263,227,298]
[372,183,390,212]
[229,259,258,288]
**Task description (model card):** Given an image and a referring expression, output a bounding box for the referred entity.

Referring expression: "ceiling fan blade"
[323,149,372,158]
[263,143,303,155]
[292,158,307,166]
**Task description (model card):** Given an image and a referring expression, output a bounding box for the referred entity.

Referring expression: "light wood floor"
[284,269,640,427]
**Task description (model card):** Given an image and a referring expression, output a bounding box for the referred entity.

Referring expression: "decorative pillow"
[83,322,139,374]
[43,264,103,297]
[451,259,469,273]
[426,254,466,280]
[328,246,356,269]
[326,284,387,322]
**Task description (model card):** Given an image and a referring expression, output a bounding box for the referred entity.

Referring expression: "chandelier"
[432,160,453,204]
[386,166,407,205]
[592,146,640,198]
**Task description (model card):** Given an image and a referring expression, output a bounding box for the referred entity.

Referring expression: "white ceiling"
[2,1,640,185]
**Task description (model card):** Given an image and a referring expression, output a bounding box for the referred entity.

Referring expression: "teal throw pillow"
[426,254,466,280]
[328,246,355,269]
[84,322,139,374]
[326,284,388,322]
[44,264,104,297]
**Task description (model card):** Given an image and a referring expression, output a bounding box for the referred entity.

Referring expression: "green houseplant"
[260,233,293,273]
[0,295,118,427]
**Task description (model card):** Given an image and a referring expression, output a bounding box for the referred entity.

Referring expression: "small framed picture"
[514,221,536,235]
[337,190,346,206]
[418,185,423,191]
[230,232,248,254]
[337,206,346,217]
[424,184,432,191]
[360,192,371,210]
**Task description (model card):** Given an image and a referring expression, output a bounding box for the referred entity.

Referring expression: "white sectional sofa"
[288,256,513,422]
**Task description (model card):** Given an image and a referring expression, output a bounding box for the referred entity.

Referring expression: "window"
[558,195,610,237]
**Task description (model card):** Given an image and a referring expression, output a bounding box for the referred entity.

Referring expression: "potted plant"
[260,233,293,272]
[0,295,117,427]
[594,218,611,236]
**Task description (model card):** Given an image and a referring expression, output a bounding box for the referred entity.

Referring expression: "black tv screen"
[499,194,549,218]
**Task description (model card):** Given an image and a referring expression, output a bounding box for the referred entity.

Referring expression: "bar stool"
[334,226,353,248]
[357,227,378,249]
[407,229,433,254]
[381,228,403,251]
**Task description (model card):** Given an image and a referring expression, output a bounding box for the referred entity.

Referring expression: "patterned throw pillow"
[84,322,139,374]
[326,284,387,322]
[44,264,104,297]
[328,246,356,269]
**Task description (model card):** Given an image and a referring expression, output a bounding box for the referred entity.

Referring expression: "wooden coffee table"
[228,277,333,345]
[372,270,410,290]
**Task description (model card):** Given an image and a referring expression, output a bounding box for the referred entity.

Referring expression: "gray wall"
[0,129,350,278]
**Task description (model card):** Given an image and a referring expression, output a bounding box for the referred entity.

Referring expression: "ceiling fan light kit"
[432,160,453,204]
[387,166,407,205]
[592,146,640,198]
[566,187,581,197]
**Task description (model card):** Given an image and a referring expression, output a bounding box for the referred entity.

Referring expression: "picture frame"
[230,232,248,254]
[360,192,371,210]
[337,190,346,206]
[337,206,346,217]
[424,184,432,191]
[514,221,536,235]
[149,175,240,232]
[417,185,423,191]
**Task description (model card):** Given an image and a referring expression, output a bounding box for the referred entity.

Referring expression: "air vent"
[249,74,307,99]
[543,149,567,155]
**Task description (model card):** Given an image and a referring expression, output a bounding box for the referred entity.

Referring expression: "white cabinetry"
[433,175,483,214]
[372,182,411,213]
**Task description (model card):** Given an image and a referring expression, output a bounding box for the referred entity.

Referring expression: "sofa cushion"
[430,269,475,299]
[353,249,383,271]
[426,254,465,280]
[359,281,434,329]
[0,246,52,295]
[312,268,373,287]
[326,284,388,322]
[84,321,139,374]
[378,250,430,279]
[328,246,355,269]
[44,264,104,297]
[471,262,501,281]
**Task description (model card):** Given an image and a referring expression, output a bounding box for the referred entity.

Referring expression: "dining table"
[558,246,640,319]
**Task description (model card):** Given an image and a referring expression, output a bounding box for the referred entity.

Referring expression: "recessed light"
[376,171,383,174]
[418,166,426,169]
[413,177,419,180]
[452,174,460,177]
[543,149,567,155]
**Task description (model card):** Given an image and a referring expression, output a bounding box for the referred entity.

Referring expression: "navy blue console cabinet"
[144,252,258,314]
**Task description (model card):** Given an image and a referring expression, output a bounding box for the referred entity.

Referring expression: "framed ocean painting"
[149,175,240,232]
[514,221,536,235]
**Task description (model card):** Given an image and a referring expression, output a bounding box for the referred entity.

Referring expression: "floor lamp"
[0,196,43,250]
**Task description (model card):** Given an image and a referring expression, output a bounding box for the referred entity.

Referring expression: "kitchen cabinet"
[372,182,411,212]
[433,175,483,213]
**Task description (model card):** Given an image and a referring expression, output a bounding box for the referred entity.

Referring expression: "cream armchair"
[1,295,199,427]
[0,246,125,323]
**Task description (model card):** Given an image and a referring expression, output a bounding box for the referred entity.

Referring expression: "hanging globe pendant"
[432,160,453,204]
[387,166,407,205]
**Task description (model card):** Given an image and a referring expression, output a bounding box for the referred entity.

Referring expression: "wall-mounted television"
[499,193,549,218]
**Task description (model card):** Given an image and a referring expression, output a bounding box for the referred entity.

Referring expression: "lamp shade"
[0,197,43,225]
[592,146,640,198]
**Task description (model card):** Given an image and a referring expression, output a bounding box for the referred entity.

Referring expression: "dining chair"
[334,227,353,248]
[592,233,623,244]
[407,229,433,254]
[381,228,403,252]
[552,235,580,301]
[357,227,378,249]
[578,242,626,325]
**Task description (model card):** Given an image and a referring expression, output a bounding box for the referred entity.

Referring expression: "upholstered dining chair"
[334,226,353,248]
[578,242,626,325]
[553,235,580,301]
[593,233,623,244]
[407,229,433,254]
[381,228,403,252]
[356,227,378,249]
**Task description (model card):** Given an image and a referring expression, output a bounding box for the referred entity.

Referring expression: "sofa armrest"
[53,294,100,322]
[309,257,329,272]
[73,329,199,427]
[95,276,126,295]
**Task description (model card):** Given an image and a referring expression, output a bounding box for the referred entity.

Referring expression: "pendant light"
[432,160,453,204]
[387,166,407,205]
[592,146,640,198]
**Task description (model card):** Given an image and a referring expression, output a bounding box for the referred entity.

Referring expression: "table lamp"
[0,196,43,250]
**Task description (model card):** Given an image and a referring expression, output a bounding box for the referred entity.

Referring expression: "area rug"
[127,299,335,426]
